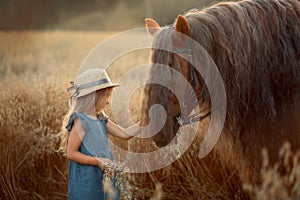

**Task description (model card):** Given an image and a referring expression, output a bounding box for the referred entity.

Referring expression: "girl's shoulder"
[66,112,79,132]
[65,112,87,132]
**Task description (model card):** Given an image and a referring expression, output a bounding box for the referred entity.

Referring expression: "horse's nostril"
[153,135,170,148]
[154,140,166,148]
[155,141,166,148]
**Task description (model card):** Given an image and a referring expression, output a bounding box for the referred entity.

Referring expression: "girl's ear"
[145,18,161,37]
[175,15,190,35]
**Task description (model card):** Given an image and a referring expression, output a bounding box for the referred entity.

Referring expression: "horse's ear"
[145,18,161,36]
[175,15,190,35]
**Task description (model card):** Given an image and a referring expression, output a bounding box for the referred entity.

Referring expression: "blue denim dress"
[66,112,120,200]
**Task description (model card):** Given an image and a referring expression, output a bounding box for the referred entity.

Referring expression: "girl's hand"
[95,157,113,171]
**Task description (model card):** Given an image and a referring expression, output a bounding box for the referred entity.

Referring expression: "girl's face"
[95,88,113,113]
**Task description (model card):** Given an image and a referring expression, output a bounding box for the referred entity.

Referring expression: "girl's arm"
[106,119,140,140]
[67,119,112,170]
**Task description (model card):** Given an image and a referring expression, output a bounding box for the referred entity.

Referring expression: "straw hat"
[66,69,119,98]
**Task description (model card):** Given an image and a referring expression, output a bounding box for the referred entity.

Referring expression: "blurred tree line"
[0,0,232,30]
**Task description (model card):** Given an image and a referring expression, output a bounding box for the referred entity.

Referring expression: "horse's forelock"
[140,27,179,141]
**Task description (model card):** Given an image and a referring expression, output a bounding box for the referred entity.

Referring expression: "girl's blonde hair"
[58,87,112,154]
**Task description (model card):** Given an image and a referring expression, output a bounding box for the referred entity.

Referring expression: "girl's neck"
[83,109,103,115]
[79,108,105,119]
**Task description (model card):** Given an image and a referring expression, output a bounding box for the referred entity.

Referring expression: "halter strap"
[173,48,192,54]
[173,40,193,54]
[176,111,211,126]
[174,41,211,126]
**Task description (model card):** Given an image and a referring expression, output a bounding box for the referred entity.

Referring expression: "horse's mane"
[141,0,300,143]
[185,0,300,132]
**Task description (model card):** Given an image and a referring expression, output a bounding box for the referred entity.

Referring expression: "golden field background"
[0,31,299,200]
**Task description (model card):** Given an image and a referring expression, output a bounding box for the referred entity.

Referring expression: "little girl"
[60,69,140,200]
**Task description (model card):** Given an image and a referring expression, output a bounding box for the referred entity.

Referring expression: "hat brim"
[76,83,119,98]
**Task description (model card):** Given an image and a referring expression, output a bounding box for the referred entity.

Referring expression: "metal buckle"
[176,115,184,126]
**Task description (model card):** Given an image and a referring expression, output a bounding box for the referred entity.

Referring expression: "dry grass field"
[0,31,299,200]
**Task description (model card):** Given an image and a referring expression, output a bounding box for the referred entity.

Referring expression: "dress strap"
[65,112,78,132]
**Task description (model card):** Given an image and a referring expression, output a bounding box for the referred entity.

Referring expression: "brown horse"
[141,0,300,183]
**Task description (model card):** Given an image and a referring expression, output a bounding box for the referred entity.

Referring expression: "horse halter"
[173,40,211,127]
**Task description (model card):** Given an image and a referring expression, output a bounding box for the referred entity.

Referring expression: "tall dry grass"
[127,123,246,200]
[129,137,300,199]
[0,31,299,200]
[244,142,300,200]
[0,74,69,199]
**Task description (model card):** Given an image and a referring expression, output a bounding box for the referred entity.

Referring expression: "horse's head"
[141,16,210,148]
